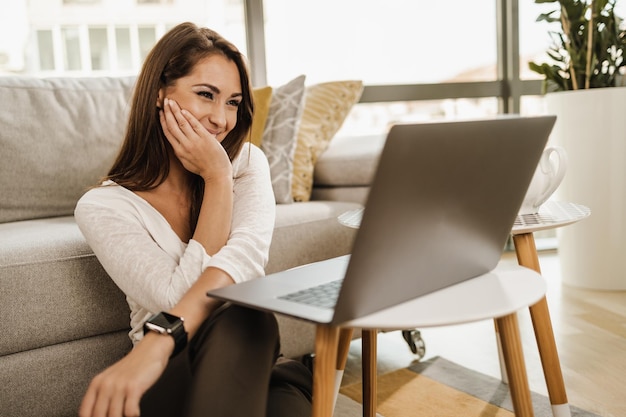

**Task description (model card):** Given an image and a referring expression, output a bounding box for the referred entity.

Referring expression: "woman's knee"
[220,305,278,341]
[191,305,279,354]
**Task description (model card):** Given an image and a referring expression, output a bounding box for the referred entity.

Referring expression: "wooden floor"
[341,249,626,417]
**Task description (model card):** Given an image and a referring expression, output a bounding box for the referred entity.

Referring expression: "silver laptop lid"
[331,115,556,324]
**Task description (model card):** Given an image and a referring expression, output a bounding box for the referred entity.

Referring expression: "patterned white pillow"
[291,80,364,202]
[260,75,306,204]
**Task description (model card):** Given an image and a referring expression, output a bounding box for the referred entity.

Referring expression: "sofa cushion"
[314,133,387,187]
[0,332,131,417]
[0,76,135,223]
[291,80,364,202]
[310,186,371,205]
[0,217,130,356]
[267,200,361,274]
[260,75,307,204]
[250,85,273,147]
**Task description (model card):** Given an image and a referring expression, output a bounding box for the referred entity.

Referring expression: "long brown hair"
[106,22,254,233]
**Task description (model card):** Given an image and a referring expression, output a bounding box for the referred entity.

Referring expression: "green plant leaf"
[530,0,626,91]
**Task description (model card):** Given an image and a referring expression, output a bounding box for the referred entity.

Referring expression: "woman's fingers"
[108,387,128,417]
[79,373,119,417]
[77,381,97,417]
[78,356,160,417]
[163,98,210,142]
[165,98,190,137]
[159,98,232,179]
[159,107,181,151]
[124,387,143,417]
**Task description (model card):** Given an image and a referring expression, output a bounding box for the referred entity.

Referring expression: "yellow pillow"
[291,80,364,202]
[249,86,273,147]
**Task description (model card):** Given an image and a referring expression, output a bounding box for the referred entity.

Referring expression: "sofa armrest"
[311,133,386,204]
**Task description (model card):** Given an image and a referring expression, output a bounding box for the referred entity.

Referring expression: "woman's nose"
[207,104,226,128]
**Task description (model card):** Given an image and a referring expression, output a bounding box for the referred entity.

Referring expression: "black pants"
[140,305,312,417]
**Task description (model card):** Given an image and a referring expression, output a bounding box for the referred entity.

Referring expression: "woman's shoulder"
[77,180,130,205]
[241,142,267,161]
[233,142,270,173]
[75,180,148,218]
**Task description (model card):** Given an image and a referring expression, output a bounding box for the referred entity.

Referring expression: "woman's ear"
[156,90,165,109]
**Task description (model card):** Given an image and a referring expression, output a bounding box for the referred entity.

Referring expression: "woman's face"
[160,54,242,142]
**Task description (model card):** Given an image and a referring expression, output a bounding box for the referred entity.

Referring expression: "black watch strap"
[143,312,188,358]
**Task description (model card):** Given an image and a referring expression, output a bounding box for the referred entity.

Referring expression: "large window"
[88,27,109,71]
[260,0,498,135]
[262,0,498,86]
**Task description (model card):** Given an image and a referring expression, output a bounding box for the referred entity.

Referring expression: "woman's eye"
[227,100,241,107]
[197,91,214,99]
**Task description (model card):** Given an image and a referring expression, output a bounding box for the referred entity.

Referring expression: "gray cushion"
[0,217,130,355]
[268,201,360,274]
[0,76,135,223]
[0,332,131,417]
[311,186,371,205]
[314,133,386,187]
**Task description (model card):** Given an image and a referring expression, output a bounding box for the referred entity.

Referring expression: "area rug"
[338,356,600,417]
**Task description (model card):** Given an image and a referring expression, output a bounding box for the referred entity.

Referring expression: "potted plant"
[529,0,626,91]
[529,0,626,290]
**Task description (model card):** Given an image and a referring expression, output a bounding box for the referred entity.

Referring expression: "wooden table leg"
[496,313,535,417]
[493,320,509,383]
[362,329,377,417]
[334,328,354,409]
[312,325,340,417]
[513,233,571,417]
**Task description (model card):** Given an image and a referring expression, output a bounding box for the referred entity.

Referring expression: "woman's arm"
[161,97,235,256]
[77,265,231,417]
[203,143,276,283]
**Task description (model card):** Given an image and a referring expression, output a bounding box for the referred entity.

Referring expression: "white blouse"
[74,144,276,344]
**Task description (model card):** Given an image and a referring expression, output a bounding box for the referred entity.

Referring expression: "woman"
[76,22,312,417]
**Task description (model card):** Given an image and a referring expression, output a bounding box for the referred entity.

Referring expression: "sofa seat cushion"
[313,133,386,187]
[0,331,131,417]
[310,186,371,205]
[267,201,361,274]
[0,216,130,356]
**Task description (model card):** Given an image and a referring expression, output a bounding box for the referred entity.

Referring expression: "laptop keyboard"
[278,279,343,309]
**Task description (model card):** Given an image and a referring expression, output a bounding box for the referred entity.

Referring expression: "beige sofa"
[0,75,385,417]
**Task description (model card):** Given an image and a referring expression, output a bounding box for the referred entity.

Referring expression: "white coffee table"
[312,263,546,417]
[336,200,591,417]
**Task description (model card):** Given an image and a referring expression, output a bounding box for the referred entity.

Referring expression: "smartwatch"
[143,312,188,358]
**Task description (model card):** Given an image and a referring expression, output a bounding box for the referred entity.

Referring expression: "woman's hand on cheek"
[159,98,232,182]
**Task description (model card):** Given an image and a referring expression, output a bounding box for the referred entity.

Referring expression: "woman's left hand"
[159,98,233,182]
[78,333,173,417]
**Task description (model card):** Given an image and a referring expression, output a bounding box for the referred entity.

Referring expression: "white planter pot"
[547,87,626,290]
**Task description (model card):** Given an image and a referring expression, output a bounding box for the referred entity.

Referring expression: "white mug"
[519,146,568,215]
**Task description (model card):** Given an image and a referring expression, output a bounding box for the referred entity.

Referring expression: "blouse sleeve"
[205,143,276,283]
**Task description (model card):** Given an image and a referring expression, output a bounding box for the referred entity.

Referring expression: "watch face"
[158,312,182,326]
[144,312,188,357]
[146,312,183,334]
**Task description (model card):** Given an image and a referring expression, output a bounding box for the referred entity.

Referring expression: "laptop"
[208,115,557,325]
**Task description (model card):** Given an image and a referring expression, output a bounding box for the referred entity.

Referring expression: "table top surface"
[512,201,591,235]
[338,201,591,235]
[209,254,546,331]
